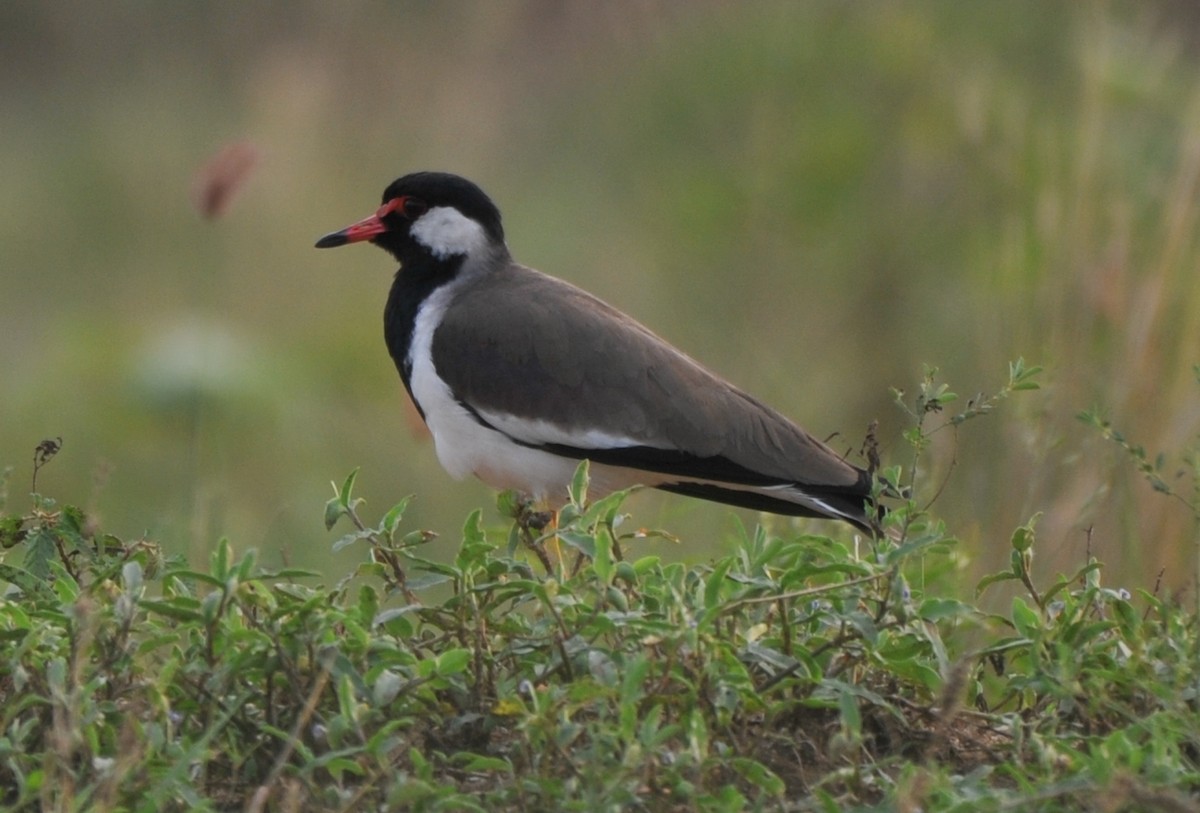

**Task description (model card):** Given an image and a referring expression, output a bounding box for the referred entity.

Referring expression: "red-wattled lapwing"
[316,172,879,534]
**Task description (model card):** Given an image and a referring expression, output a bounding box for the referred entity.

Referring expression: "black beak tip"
[314,232,349,249]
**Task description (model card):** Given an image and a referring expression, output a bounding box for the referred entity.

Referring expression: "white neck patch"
[410,206,490,260]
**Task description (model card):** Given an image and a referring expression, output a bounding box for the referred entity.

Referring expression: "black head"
[315,172,506,265]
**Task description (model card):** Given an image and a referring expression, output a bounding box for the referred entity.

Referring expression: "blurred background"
[3,2,1199,593]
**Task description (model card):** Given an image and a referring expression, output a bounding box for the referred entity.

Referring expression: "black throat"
[382,252,467,419]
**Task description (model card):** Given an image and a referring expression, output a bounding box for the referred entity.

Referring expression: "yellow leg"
[516,500,561,575]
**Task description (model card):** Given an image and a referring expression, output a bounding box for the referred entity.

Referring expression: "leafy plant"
[1,363,1196,811]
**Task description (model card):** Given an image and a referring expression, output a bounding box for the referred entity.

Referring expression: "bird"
[315,172,879,534]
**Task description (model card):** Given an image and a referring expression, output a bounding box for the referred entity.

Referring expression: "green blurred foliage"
[3,2,1199,588]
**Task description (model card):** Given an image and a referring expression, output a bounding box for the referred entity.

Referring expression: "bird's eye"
[376,196,429,220]
[401,197,428,219]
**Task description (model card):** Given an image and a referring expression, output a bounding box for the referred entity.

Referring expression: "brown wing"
[431,263,864,491]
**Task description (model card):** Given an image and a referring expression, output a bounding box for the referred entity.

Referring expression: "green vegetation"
[5,3,1200,810]
[3,364,1197,811]
[5,3,1200,589]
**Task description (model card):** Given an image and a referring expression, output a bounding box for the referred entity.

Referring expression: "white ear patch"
[410,206,489,259]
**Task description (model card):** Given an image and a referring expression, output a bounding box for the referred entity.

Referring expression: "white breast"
[406,277,673,503]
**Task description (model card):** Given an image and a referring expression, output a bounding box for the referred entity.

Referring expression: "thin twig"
[245,663,332,813]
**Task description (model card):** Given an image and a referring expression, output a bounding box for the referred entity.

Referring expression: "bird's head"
[315,172,506,266]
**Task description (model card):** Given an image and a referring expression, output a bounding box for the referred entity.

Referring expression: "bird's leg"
[513,496,560,575]
[534,507,565,574]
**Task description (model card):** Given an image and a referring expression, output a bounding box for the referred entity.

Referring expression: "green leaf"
[0,563,52,599]
[325,469,360,530]
[1112,596,1139,638]
[495,489,523,519]
[338,469,359,505]
[49,560,79,603]
[372,606,420,628]
[460,509,486,549]
[235,548,258,580]
[332,529,374,553]
[380,496,412,535]
[703,558,733,612]
[1009,357,1043,390]
[918,597,972,622]
[357,584,379,625]
[587,650,619,686]
[743,642,799,674]
[1010,513,1040,553]
[163,568,224,589]
[569,459,590,506]
[454,753,512,773]
[211,538,232,579]
[592,525,614,584]
[885,658,942,694]
[557,530,596,558]
[140,599,204,623]
[324,495,345,531]
[22,526,57,580]
[435,648,472,676]
[1010,596,1041,638]
[200,590,223,624]
[317,755,365,780]
[620,654,651,706]
[373,669,404,706]
[581,487,633,528]
[403,571,453,592]
[730,757,785,796]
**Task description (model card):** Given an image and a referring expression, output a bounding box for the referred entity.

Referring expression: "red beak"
[315,208,391,248]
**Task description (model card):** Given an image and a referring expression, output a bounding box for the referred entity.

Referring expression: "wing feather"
[431,263,865,491]
[436,267,868,486]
